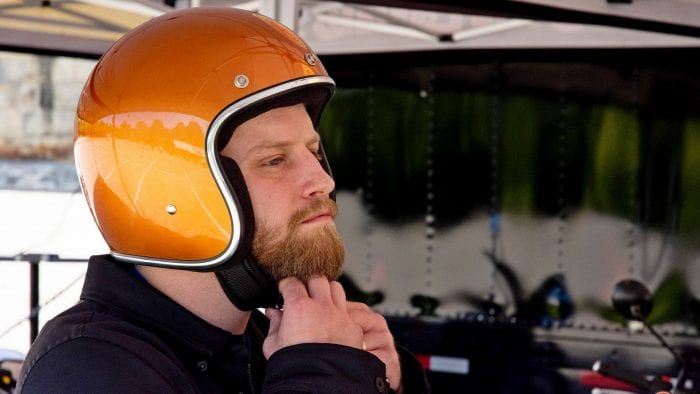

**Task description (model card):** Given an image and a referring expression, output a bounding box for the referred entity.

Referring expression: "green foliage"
[320,84,699,241]
[679,118,700,237]
[500,95,538,214]
[647,270,689,325]
[584,106,640,215]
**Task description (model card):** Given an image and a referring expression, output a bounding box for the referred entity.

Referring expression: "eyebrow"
[248,134,320,153]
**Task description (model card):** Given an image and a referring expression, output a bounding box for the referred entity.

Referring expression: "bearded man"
[17,7,428,394]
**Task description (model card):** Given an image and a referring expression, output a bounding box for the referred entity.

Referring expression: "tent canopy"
[0,0,170,58]
[1,0,699,59]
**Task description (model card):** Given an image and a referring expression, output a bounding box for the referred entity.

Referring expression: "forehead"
[222,103,318,158]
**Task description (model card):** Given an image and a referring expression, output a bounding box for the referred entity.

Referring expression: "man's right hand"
[262,276,365,359]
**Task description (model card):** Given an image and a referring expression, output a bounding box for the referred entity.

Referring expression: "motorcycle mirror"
[611,279,653,321]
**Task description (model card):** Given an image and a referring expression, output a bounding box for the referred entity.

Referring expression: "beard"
[252,199,345,283]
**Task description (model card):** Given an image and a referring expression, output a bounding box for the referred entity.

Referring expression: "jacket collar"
[80,254,248,358]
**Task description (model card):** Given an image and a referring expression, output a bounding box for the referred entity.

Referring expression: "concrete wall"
[0,52,95,159]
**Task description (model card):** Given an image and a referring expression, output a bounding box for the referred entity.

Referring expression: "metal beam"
[333,0,700,39]
[260,0,299,31]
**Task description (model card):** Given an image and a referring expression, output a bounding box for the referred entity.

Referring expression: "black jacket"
[17,255,428,393]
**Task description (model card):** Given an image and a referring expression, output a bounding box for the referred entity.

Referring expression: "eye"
[264,156,283,167]
[310,146,323,161]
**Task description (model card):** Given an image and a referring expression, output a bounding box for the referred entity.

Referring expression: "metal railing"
[0,254,87,343]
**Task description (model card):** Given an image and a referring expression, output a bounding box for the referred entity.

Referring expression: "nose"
[301,151,335,198]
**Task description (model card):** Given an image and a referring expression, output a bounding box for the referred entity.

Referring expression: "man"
[17,6,428,394]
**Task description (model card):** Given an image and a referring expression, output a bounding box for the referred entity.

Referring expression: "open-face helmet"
[74,7,335,309]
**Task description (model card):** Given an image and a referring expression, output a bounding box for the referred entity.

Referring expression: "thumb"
[263,308,283,359]
[265,307,282,335]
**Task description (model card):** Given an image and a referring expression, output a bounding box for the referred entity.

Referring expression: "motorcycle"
[0,349,23,394]
[584,279,696,394]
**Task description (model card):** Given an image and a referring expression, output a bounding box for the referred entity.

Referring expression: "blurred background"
[1,1,700,392]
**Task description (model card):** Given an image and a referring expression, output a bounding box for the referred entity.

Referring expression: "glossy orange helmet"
[74,7,335,308]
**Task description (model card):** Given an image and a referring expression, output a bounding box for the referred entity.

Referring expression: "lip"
[302,210,334,224]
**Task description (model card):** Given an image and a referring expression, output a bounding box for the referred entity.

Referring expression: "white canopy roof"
[1,0,699,58]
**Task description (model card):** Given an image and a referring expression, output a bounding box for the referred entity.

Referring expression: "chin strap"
[215,156,281,310]
[216,257,282,311]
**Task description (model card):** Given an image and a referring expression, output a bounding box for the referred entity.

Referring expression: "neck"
[136,265,250,335]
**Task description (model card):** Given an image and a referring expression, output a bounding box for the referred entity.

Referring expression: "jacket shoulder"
[18,303,194,393]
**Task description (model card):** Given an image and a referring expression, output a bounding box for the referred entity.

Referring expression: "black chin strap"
[215,156,282,311]
[215,258,282,311]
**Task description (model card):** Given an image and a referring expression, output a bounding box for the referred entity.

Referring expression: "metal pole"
[259,0,299,32]
[29,257,40,343]
[0,254,84,345]
[20,254,55,343]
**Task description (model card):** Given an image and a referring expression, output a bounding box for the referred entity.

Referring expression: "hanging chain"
[556,70,568,273]
[626,68,641,276]
[364,80,376,287]
[488,65,502,297]
[424,69,436,293]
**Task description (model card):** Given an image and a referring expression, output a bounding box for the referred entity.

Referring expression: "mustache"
[288,199,338,229]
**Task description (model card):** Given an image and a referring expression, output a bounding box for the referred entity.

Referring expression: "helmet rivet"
[166,204,177,215]
[304,53,317,66]
[234,74,249,89]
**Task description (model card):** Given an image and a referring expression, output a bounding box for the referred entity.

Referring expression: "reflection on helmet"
[74,7,335,270]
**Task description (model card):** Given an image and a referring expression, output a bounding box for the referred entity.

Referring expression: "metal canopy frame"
[0,0,170,58]
[0,0,699,57]
[340,0,700,39]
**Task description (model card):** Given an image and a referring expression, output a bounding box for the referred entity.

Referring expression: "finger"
[278,277,308,304]
[306,276,332,301]
[265,308,282,335]
[360,329,395,352]
[263,308,283,359]
[348,306,386,333]
[347,301,371,312]
[330,281,348,311]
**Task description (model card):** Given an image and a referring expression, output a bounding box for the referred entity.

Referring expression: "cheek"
[246,179,288,226]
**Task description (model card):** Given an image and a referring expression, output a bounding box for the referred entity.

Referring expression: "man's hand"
[348,302,402,392]
[263,276,364,359]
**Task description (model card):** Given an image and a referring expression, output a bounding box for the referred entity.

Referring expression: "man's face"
[220,103,344,282]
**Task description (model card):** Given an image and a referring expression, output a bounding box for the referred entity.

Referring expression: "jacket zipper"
[246,362,255,393]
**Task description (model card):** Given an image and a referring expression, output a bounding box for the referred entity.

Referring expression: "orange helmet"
[75,7,335,275]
